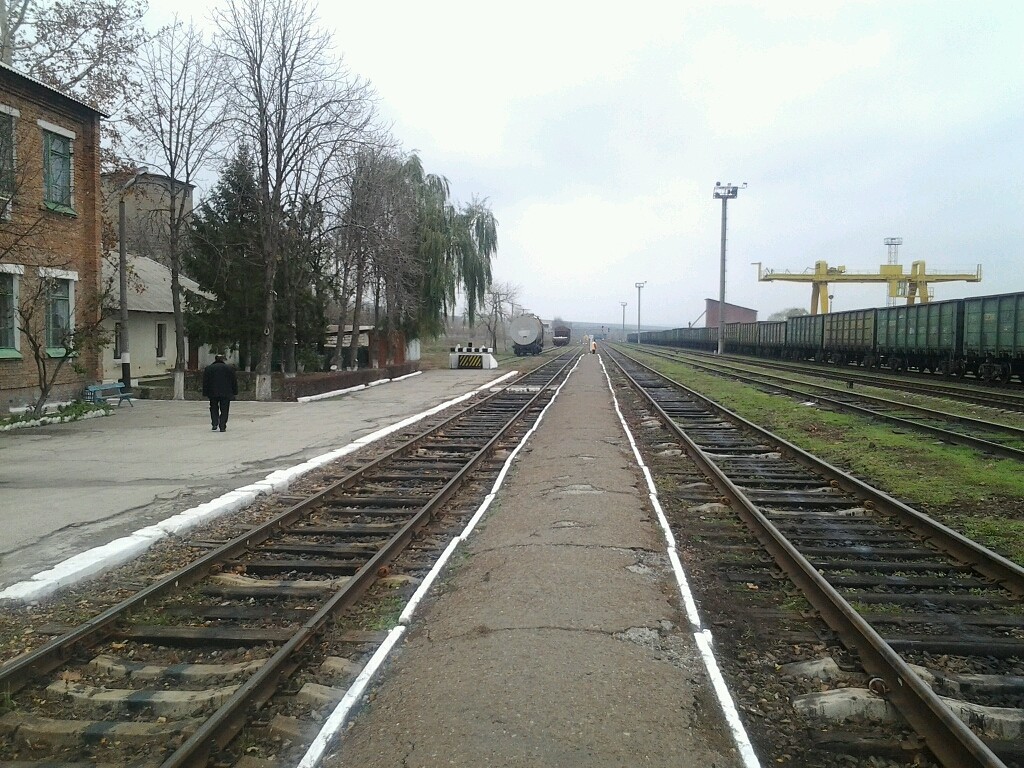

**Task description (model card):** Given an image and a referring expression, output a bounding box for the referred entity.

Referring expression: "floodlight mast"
[634,282,646,344]
[713,182,746,354]
[620,301,627,340]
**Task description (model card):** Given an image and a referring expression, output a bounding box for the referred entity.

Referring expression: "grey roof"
[102,253,214,313]
[0,61,108,117]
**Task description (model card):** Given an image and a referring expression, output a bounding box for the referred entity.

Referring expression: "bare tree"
[214,0,375,399]
[129,18,225,399]
[0,0,150,160]
[13,268,109,416]
[339,144,417,370]
[0,106,109,415]
[480,281,520,351]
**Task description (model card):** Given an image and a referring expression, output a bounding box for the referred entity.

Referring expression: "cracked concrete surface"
[323,354,743,768]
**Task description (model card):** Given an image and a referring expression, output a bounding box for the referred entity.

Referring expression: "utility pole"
[713,182,746,354]
[117,169,147,390]
[620,301,627,340]
[635,282,646,344]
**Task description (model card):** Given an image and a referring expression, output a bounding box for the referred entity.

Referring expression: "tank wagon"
[636,287,1024,384]
[510,314,545,356]
[552,324,571,346]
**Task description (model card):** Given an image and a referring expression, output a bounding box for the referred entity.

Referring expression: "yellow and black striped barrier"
[449,346,498,370]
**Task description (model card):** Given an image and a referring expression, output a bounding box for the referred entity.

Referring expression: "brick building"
[0,63,105,414]
[703,298,757,326]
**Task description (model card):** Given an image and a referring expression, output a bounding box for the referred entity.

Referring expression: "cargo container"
[823,308,877,365]
[785,314,824,361]
[962,292,1024,383]
[725,321,759,354]
[874,301,961,373]
[757,321,787,357]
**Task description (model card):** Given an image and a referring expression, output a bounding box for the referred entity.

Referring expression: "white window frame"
[39,267,77,354]
[156,321,167,361]
[37,119,75,214]
[0,262,23,355]
[0,104,19,218]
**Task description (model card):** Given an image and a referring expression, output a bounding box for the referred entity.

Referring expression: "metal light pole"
[713,182,746,355]
[117,168,147,390]
[118,197,130,389]
[620,301,627,340]
[635,282,646,344]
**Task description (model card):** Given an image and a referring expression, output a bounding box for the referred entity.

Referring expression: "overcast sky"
[151,0,1024,329]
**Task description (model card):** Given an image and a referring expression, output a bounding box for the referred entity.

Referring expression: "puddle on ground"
[560,484,602,495]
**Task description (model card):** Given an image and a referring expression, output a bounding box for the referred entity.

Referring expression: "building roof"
[100,170,197,191]
[0,61,108,117]
[101,253,213,313]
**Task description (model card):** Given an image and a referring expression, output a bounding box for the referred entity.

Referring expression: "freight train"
[510,314,545,356]
[637,291,1024,385]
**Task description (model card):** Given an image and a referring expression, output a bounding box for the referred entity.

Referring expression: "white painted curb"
[0,371,518,604]
[296,355,584,767]
[597,354,761,768]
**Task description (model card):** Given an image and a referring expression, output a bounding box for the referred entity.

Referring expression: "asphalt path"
[0,369,509,591]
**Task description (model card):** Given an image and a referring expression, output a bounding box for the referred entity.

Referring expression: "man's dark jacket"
[202,360,238,399]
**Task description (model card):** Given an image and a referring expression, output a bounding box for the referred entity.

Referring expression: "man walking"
[202,353,238,432]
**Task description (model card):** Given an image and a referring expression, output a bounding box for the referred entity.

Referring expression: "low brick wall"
[279,363,419,401]
[143,363,421,402]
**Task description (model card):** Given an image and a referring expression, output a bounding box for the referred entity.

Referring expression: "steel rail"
[656,346,1024,412]
[644,349,1024,461]
[0,354,578,695]
[607,348,1013,768]
[157,351,580,767]
[617,348,1024,594]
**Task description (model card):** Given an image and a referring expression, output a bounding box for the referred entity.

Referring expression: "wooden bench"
[84,382,134,407]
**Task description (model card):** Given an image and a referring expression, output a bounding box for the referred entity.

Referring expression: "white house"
[100,254,222,382]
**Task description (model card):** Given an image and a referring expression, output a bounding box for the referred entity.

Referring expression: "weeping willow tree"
[338,150,498,365]
[408,155,497,339]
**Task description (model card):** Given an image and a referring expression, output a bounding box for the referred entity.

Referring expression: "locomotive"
[510,314,545,356]
[638,290,1024,385]
[552,324,571,347]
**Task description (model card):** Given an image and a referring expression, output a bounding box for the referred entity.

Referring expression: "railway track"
[0,350,581,768]
[654,347,1024,413]
[605,346,1024,768]
[623,345,1024,462]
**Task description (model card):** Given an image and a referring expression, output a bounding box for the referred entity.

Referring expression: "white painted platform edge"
[598,354,762,768]
[296,370,425,403]
[0,371,515,604]
[295,355,583,767]
[295,625,407,768]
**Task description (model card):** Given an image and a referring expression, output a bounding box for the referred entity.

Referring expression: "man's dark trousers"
[210,397,231,431]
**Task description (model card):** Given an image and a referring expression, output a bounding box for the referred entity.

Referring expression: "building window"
[38,121,75,213]
[0,106,17,207]
[0,267,20,355]
[46,278,70,349]
[39,268,77,354]
[114,321,122,359]
[156,322,166,359]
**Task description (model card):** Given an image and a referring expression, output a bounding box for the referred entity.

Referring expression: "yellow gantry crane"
[754,259,983,314]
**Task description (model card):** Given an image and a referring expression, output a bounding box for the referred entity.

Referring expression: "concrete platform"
[0,369,511,592]
[315,353,755,768]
